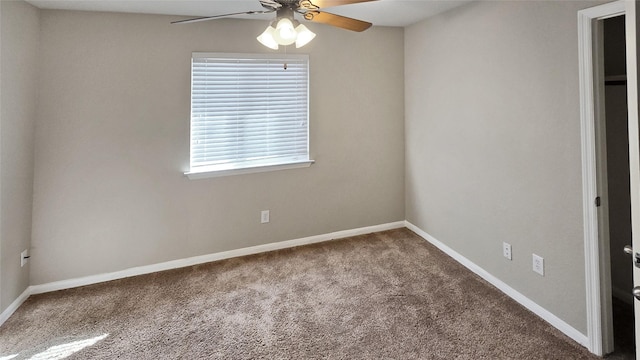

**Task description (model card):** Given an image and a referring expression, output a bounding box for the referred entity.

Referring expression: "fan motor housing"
[260,0,302,12]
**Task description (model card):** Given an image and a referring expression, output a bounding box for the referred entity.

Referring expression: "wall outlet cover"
[261,210,270,224]
[503,242,512,260]
[532,254,544,276]
[21,249,29,267]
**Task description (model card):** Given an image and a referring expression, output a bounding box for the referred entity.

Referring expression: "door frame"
[578,1,626,356]
[625,1,640,358]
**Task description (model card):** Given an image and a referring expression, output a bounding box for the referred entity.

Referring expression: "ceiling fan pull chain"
[284,45,288,70]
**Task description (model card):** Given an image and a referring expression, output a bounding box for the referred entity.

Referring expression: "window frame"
[185,52,314,180]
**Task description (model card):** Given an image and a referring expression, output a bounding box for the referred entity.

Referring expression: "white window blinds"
[189,53,310,175]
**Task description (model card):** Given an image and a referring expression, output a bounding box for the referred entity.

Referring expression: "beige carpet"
[0,228,598,359]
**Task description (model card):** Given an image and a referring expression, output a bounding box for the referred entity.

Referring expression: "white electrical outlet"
[21,249,29,267]
[503,242,512,260]
[261,210,270,224]
[532,254,544,276]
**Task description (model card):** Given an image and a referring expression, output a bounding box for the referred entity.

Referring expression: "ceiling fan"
[172,0,377,49]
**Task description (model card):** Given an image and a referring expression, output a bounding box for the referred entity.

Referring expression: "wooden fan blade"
[171,10,273,25]
[303,11,372,32]
[302,0,377,10]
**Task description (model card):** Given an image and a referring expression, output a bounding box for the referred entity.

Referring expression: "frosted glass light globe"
[273,18,296,45]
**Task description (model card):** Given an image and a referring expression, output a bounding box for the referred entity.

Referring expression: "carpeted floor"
[0,228,599,359]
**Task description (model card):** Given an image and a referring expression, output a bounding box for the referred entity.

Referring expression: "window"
[186,52,313,179]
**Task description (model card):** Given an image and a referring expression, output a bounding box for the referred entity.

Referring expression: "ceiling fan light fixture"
[294,24,315,48]
[257,25,279,50]
[258,19,316,49]
[175,0,375,48]
[273,18,297,45]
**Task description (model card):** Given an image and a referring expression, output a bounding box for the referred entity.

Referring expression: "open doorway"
[602,14,635,359]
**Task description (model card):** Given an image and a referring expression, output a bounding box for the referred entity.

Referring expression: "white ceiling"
[24,0,472,27]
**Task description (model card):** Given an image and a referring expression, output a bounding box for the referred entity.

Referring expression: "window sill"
[185,159,315,180]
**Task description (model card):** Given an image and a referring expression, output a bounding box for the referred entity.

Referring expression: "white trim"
[578,1,626,356]
[192,52,309,61]
[0,287,31,328]
[30,221,405,295]
[0,0,3,326]
[624,3,640,356]
[405,221,589,348]
[185,159,314,180]
[2,218,593,352]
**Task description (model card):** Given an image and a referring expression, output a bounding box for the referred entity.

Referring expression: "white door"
[625,1,640,359]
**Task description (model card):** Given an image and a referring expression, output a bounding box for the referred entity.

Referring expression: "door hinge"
[595,196,601,207]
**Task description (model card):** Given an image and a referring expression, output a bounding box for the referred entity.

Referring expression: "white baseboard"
[404,221,590,349]
[30,221,405,295]
[0,287,31,328]
[6,219,590,352]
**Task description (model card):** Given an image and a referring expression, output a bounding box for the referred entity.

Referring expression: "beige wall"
[405,0,608,333]
[6,0,623,344]
[30,10,405,284]
[0,0,39,313]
